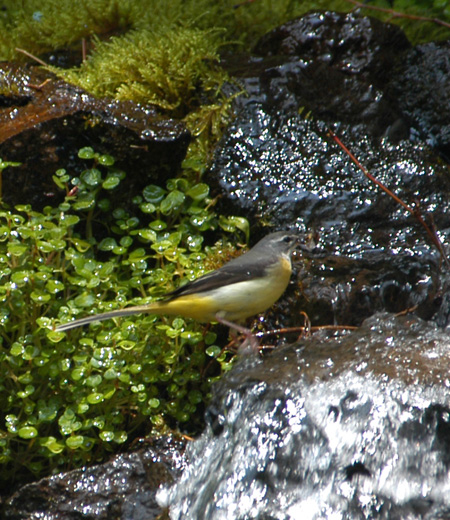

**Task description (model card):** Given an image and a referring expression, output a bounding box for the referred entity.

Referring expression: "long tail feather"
[56,304,159,332]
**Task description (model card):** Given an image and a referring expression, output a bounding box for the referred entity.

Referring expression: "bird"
[56,231,298,342]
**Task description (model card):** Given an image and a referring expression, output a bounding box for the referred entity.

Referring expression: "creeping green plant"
[0,147,246,485]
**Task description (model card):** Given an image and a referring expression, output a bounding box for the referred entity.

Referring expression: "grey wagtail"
[56,231,298,335]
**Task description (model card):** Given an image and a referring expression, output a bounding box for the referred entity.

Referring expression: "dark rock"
[387,41,450,158]
[0,63,190,209]
[2,436,186,520]
[254,11,411,83]
[253,10,411,138]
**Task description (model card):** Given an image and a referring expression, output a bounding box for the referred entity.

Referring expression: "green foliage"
[0,147,244,485]
[352,0,450,44]
[0,0,145,60]
[0,0,448,65]
[0,0,320,61]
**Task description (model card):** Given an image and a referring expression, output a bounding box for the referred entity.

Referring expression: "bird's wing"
[164,257,267,300]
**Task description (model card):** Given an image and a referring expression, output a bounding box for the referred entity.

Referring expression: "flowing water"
[160,313,450,519]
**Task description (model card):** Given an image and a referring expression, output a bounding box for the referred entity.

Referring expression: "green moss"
[56,28,224,115]
[346,0,450,44]
[0,0,139,60]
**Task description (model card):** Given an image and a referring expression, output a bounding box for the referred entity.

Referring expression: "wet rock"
[209,12,450,328]
[0,63,190,209]
[387,41,450,158]
[254,11,411,85]
[251,11,412,138]
[163,313,450,519]
[2,436,185,520]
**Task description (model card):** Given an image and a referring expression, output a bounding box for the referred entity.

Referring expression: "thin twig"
[328,129,450,268]
[15,47,48,66]
[81,38,87,62]
[255,324,357,339]
[345,0,450,29]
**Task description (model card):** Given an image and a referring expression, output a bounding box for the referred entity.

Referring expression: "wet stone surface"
[386,40,450,157]
[254,11,411,85]
[2,436,186,520]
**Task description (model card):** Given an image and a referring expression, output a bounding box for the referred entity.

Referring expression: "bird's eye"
[283,236,294,243]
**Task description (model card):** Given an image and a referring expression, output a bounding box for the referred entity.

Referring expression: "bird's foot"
[215,315,259,353]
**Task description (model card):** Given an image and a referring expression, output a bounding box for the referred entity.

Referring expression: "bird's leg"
[214,315,259,352]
